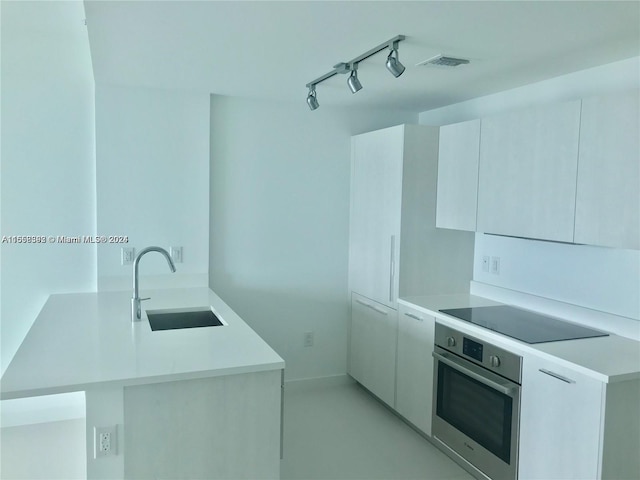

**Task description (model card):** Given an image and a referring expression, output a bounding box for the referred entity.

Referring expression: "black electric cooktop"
[439,305,609,344]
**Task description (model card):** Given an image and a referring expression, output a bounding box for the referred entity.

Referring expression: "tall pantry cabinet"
[348,124,474,408]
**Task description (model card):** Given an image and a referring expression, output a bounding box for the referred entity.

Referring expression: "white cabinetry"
[519,355,602,479]
[349,125,474,406]
[349,127,403,308]
[123,371,282,479]
[477,100,581,242]
[437,89,640,249]
[348,124,474,408]
[350,293,397,407]
[519,353,640,480]
[396,303,435,435]
[575,90,640,250]
[436,119,481,231]
[349,124,474,309]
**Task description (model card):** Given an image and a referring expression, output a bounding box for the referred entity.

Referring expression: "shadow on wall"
[210,274,349,382]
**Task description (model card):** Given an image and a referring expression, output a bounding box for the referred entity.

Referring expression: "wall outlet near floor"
[491,256,500,275]
[170,246,183,263]
[94,425,117,458]
[482,255,490,272]
[304,332,314,347]
[121,247,135,266]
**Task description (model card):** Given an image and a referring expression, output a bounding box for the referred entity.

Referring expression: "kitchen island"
[0,287,285,479]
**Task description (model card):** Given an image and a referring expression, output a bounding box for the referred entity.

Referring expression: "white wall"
[95,85,210,291]
[420,57,640,125]
[209,95,417,380]
[1,418,86,479]
[420,57,640,320]
[0,1,97,376]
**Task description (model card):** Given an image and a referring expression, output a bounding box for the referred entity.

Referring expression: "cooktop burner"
[439,305,609,344]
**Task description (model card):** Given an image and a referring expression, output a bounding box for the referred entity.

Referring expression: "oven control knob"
[446,337,456,347]
[489,355,501,368]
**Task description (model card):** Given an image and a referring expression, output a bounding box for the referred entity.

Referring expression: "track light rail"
[305,35,406,89]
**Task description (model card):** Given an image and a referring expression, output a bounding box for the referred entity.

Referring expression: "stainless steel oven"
[432,323,522,480]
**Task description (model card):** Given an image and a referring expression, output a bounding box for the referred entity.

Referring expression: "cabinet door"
[396,304,435,435]
[575,90,640,250]
[436,119,480,231]
[477,101,581,242]
[349,127,403,308]
[349,293,398,407]
[519,354,604,480]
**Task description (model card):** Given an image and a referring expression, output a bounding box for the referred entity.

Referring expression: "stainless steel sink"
[146,307,225,331]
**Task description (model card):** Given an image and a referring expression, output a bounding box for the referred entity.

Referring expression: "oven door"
[432,347,520,480]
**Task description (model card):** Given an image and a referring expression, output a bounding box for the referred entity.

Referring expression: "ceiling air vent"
[416,54,470,68]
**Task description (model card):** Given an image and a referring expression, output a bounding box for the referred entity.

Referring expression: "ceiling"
[84,1,640,113]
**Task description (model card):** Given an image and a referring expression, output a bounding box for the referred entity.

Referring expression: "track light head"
[306,86,319,110]
[305,35,406,111]
[386,46,405,78]
[347,68,362,94]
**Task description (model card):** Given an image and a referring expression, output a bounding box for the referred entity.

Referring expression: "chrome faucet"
[131,246,176,322]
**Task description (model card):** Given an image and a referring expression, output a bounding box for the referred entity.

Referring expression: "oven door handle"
[432,351,518,396]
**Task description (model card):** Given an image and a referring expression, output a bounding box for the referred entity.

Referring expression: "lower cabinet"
[349,297,436,435]
[349,292,397,407]
[519,354,603,479]
[396,303,435,435]
[519,353,640,479]
[349,295,640,479]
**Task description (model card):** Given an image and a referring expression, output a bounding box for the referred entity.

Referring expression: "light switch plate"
[491,256,500,275]
[304,332,314,347]
[121,247,135,266]
[170,246,183,263]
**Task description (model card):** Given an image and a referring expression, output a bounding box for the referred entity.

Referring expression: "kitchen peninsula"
[0,287,285,479]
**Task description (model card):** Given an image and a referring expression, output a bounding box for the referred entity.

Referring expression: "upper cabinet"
[477,100,581,243]
[436,119,480,231]
[435,90,639,250]
[575,90,640,250]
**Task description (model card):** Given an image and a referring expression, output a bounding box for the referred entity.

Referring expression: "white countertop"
[400,294,640,383]
[1,288,285,400]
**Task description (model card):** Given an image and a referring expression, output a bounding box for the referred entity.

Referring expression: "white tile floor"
[281,377,474,480]
[0,376,473,480]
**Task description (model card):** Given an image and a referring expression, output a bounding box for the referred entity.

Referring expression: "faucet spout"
[132,246,176,322]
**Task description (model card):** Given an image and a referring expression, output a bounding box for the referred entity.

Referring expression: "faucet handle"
[132,297,152,322]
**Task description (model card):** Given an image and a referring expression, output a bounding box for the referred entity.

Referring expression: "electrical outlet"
[491,256,500,275]
[170,246,183,263]
[482,255,490,272]
[94,426,117,458]
[304,332,314,347]
[121,247,135,266]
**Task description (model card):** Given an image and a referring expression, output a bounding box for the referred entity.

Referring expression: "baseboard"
[284,373,353,389]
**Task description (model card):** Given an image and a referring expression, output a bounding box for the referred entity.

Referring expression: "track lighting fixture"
[347,64,362,94]
[305,35,406,110]
[385,42,405,78]
[306,86,319,111]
